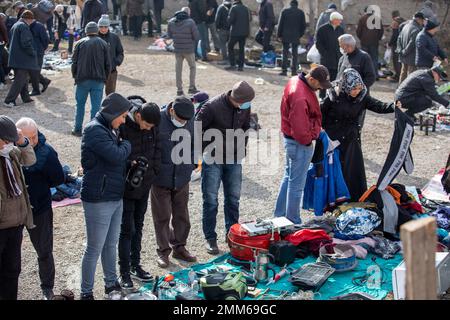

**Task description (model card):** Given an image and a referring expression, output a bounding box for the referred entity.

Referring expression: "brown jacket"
[0,143,36,230]
[356,14,384,47]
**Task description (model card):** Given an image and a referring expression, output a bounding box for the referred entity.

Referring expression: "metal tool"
[252,250,275,283]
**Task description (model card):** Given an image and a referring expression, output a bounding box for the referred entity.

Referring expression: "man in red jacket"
[274,65,331,224]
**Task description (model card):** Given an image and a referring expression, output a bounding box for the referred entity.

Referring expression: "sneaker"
[105,281,122,297]
[205,239,219,255]
[42,289,54,300]
[156,256,170,268]
[42,79,51,93]
[172,247,197,262]
[22,98,34,104]
[130,265,153,282]
[29,91,41,97]
[3,101,16,108]
[71,130,82,137]
[119,273,134,288]
[80,293,95,300]
[188,88,199,95]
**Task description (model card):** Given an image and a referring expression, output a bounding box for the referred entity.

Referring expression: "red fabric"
[285,229,331,246]
[280,75,322,145]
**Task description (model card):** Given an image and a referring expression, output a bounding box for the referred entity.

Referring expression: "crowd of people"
[0,0,450,301]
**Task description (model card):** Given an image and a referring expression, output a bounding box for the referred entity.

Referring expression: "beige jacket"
[0,143,36,230]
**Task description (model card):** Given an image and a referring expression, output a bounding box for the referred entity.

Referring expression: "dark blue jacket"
[8,19,39,70]
[29,21,49,57]
[80,113,131,202]
[415,29,447,68]
[153,106,195,190]
[23,132,65,216]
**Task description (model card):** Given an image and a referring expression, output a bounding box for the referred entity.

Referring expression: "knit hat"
[140,102,161,125]
[0,115,19,142]
[21,10,34,20]
[85,21,99,35]
[425,19,439,31]
[192,91,209,103]
[230,81,255,104]
[98,14,110,27]
[328,3,337,9]
[172,97,195,120]
[13,1,24,8]
[100,93,131,123]
[26,2,33,9]
[414,11,425,19]
[330,12,343,21]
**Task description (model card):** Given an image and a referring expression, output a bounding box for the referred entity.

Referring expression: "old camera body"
[127,156,149,189]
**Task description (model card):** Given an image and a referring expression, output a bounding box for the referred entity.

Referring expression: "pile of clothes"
[43,52,72,71]
[51,165,82,202]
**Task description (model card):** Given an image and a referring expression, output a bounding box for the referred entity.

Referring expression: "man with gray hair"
[16,117,64,300]
[168,6,200,96]
[337,33,376,89]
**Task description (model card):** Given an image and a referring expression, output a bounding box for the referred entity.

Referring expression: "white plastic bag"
[307,44,321,64]
[384,48,392,64]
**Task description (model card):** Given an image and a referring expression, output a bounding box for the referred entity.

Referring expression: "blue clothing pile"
[51,165,82,201]
[335,207,382,240]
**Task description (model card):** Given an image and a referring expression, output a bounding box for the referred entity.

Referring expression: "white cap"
[330,12,343,21]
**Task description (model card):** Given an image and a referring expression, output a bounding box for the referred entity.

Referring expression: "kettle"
[253,250,275,283]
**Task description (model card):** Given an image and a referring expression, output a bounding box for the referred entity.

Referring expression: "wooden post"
[400,218,437,300]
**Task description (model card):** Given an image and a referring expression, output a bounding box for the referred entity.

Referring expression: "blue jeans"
[81,200,123,295]
[74,80,104,132]
[196,22,208,59]
[274,138,314,224]
[202,163,242,240]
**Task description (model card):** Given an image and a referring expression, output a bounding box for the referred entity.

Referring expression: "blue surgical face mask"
[239,102,251,110]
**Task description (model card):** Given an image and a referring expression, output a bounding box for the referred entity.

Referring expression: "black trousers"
[401,95,433,119]
[118,189,150,274]
[319,68,337,98]
[144,12,153,36]
[0,226,23,300]
[154,7,162,33]
[5,69,31,103]
[52,25,66,51]
[282,42,299,73]
[27,209,55,291]
[362,44,379,77]
[262,27,274,52]
[392,50,401,79]
[121,15,128,35]
[228,36,246,68]
[30,55,50,94]
[129,15,143,39]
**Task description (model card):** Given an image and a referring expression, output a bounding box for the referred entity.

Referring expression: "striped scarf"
[1,156,22,198]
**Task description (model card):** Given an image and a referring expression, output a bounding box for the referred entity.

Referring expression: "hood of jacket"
[172,10,190,23]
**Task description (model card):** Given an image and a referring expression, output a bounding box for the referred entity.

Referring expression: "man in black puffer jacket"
[71,22,111,136]
[226,0,250,71]
[117,96,161,288]
[215,0,231,62]
[81,0,105,31]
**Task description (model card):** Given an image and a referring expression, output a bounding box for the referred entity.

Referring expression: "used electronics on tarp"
[392,252,450,299]
[241,217,295,236]
[289,262,335,291]
[200,272,248,300]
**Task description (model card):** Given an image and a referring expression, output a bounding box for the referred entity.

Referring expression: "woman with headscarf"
[321,68,395,201]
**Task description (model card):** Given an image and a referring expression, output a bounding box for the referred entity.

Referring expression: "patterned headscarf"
[340,68,367,103]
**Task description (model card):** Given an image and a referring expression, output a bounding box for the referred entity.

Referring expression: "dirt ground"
[1,37,449,300]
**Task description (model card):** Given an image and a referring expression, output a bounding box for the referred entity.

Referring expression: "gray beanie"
[85,21,99,35]
[230,81,255,104]
[98,14,110,27]
[100,93,131,123]
[0,115,19,142]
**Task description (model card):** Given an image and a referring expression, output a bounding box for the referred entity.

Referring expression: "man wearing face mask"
[117,96,161,288]
[274,66,330,224]
[195,81,254,255]
[0,115,36,300]
[150,97,197,268]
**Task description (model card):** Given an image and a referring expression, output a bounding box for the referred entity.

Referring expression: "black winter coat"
[228,1,250,38]
[337,48,376,88]
[189,0,208,24]
[321,92,394,201]
[81,113,131,202]
[316,23,344,71]
[215,4,230,31]
[277,3,306,44]
[195,92,250,163]
[153,107,195,190]
[71,35,111,84]
[8,20,39,71]
[119,110,161,199]
[258,0,275,29]
[168,12,200,54]
[206,0,218,24]
[415,29,447,68]
[396,19,422,66]
[30,21,49,57]
[81,0,105,29]
[99,31,124,71]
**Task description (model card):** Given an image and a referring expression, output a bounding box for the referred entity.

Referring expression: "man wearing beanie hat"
[0,115,36,300]
[4,10,39,108]
[150,97,197,268]
[71,21,111,136]
[98,14,124,96]
[397,12,425,83]
[195,81,254,255]
[316,9,344,97]
[415,19,448,69]
[116,96,161,287]
[79,93,131,300]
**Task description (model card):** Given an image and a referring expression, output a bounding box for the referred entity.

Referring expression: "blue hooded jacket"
[303,131,350,215]
[23,132,65,216]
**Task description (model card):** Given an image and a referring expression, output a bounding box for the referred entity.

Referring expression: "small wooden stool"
[419,113,437,135]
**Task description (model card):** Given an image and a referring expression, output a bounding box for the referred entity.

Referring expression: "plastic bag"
[307,44,321,64]
[384,48,392,65]
[261,51,276,66]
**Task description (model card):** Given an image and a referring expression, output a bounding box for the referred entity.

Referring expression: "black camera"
[127,156,149,189]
